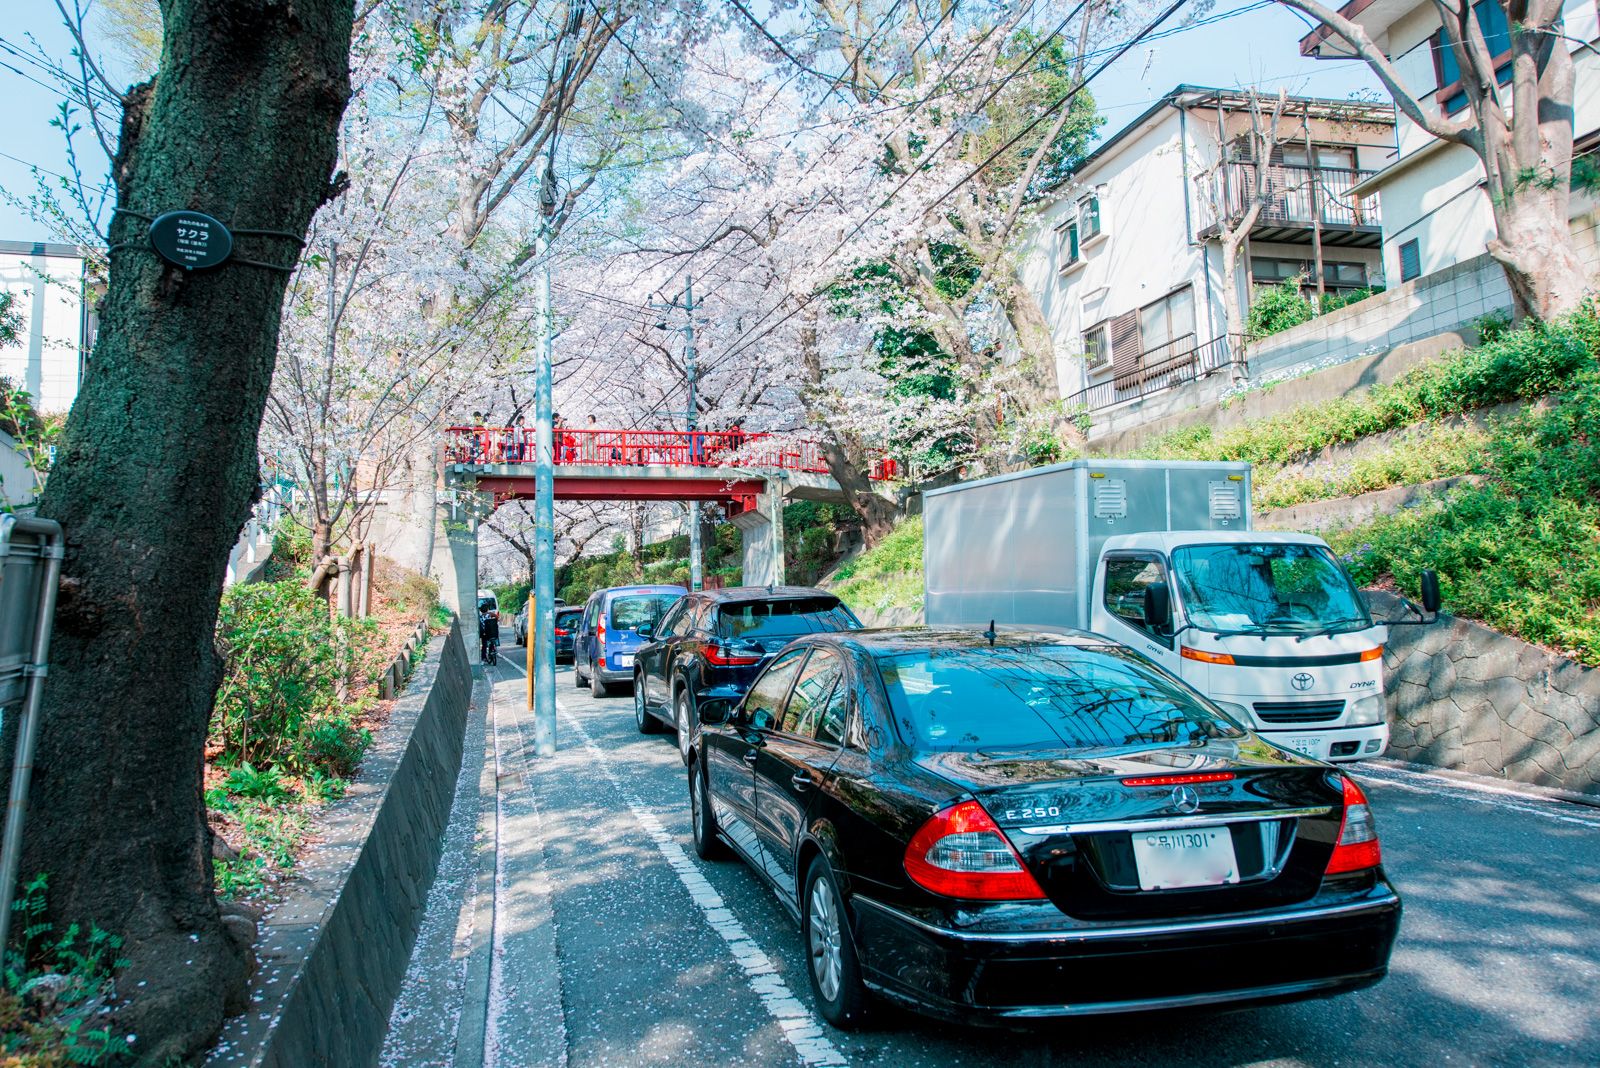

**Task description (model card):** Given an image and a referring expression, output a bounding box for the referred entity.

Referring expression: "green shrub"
[1254,425,1488,511]
[831,516,925,615]
[395,571,441,614]
[1328,368,1600,663]
[213,581,380,776]
[1247,277,1316,337]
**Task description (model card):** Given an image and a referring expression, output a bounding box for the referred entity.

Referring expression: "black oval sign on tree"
[148,210,233,270]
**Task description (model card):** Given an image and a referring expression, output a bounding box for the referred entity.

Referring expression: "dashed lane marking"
[559,704,850,1068]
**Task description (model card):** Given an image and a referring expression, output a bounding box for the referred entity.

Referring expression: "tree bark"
[23,0,353,1062]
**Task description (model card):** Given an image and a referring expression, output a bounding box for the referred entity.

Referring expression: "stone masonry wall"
[1372,591,1600,797]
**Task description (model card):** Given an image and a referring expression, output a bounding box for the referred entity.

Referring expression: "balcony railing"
[443,427,900,480]
[1195,164,1380,235]
[1066,334,1240,413]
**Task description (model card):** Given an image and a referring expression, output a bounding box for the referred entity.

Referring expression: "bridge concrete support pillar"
[731,478,786,587]
[433,491,483,664]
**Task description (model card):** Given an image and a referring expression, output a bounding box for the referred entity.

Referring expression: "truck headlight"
[1212,700,1251,725]
[1347,695,1385,726]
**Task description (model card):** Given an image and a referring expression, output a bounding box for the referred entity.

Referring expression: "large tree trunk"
[1489,193,1593,321]
[24,1,353,1062]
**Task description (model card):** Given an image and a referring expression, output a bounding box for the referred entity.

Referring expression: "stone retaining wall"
[1372,591,1600,797]
[206,619,472,1068]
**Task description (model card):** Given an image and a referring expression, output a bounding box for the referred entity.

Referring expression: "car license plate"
[613,654,634,667]
[1130,828,1240,891]
[1283,736,1321,757]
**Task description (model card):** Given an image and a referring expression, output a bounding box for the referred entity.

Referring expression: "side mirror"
[1143,582,1171,631]
[698,698,734,725]
[637,623,653,640]
[1419,569,1441,615]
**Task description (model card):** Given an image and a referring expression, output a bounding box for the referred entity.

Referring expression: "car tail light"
[1121,771,1235,788]
[554,627,569,636]
[598,614,607,645]
[704,643,761,666]
[904,801,1046,901]
[1325,775,1382,874]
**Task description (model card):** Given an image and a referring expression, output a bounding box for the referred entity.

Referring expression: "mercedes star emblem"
[1171,785,1201,813]
[1291,672,1315,691]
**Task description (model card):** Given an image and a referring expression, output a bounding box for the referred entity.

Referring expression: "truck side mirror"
[1143,582,1171,632]
[1419,570,1441,615]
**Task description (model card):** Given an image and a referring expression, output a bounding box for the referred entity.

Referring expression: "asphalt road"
[386,643,1600,1068]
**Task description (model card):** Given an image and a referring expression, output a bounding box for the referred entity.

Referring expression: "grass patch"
[832,516,924,616]
[1131,309,1597,467]
[1254,424,1488,511]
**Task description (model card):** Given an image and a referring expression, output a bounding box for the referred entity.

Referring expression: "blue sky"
[0,0,1386,242]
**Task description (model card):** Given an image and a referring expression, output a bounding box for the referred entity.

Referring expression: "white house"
[1022,86,1396,412]
[0,240,96,414]
[1299,0,1600,286]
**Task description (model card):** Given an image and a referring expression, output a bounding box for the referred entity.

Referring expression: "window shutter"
[1399,239,1421,282]
[1111,311,1141,386]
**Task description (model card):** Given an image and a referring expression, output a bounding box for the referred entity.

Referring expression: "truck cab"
[1091,530,1387,763]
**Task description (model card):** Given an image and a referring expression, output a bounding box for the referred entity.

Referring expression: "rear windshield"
[876,644,1244,753]
[556,609,582,626]
[609,594,680,630]
[716,597,861,639]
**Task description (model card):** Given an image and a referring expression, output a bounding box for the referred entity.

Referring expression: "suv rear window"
[609,594,680,630]
[556,609,583,626]
[717,597,860,639]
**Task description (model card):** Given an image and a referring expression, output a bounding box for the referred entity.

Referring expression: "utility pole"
[531,1,585,759]
[652,276,703,591]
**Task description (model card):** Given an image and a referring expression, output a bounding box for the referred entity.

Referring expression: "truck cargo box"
[922,459,1253,631]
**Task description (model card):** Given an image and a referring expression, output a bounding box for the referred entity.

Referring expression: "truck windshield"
[1170,543,1372,635]
[877,643,1245,752]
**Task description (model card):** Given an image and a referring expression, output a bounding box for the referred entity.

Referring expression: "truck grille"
[1253,700,1345,723]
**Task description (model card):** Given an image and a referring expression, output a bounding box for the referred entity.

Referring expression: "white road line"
[1352,766,1600,828]
[559,705,850,1068]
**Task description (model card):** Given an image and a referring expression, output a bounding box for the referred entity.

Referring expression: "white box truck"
[922,459,1438,763]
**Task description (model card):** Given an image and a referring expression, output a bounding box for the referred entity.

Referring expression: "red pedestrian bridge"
[434,426,902,649]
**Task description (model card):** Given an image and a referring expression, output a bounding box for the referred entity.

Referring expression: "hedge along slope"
[1130,308,1599,467]
[1330,366,1600,667]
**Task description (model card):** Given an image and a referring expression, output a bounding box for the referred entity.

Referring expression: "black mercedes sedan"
[686,627,1401,1029]
[631,585,861,762]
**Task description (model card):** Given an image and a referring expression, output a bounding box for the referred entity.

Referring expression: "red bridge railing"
[444,427,899,481]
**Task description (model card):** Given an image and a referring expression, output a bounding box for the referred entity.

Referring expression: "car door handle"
[790,773,810,791]
[743,750,759,765]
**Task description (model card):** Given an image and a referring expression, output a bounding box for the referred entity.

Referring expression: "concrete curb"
[206,619,473,1068]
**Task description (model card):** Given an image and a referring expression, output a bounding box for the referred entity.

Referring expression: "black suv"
[632,586,862,762]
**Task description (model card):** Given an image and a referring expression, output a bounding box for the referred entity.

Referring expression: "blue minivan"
[573,585,687,697]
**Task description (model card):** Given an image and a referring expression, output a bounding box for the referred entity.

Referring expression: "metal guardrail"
[1066,335,1241,412]
[443,427,900,481]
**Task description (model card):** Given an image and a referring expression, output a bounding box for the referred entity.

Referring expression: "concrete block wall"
[207,619,473,1067]
[1372,591,1600,797]
[1249,252,1512,378]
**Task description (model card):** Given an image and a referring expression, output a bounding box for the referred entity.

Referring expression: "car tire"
[802,855,868,1030]
[574,661,587,689]
[635,679,662,734]
[675,688,698,765]
[591,668,609,699]
[689,760,728,860]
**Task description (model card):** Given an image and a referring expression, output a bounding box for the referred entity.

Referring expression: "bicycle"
[482,637,499,666]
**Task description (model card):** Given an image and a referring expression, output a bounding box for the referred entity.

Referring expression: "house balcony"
[1195,163,1382,248]
[1065,334,1241,413]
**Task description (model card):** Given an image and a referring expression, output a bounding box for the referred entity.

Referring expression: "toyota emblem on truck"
[1291,672,1315,690]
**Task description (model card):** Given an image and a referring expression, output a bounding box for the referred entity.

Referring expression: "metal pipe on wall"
[0,516,65,952]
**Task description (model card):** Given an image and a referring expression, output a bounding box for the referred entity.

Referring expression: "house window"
[1399,239,1422,282]
[1079,195,1102,241]
[1433,1,1513,115]
[1137,287,1197,365]
[1083,322,1110,370]
[1064,222,1080,265]
[1280,145,1358,171]
[1252,258,1369,290]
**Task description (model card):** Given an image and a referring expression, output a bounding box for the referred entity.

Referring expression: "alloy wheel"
[807,874,843,1003]
[691,766,704,842]
[635,683,648,729]
[676,692,695,763]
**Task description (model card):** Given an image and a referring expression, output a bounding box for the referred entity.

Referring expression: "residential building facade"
[1021,86,1395,412]
[1300,0,1600,285]
[0,240,96,413]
